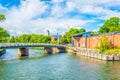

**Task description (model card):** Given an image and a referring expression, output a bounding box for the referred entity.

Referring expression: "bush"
[98,35,110,53]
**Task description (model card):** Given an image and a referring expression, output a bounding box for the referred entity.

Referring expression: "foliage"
[63,28,86,43]
[104,48,120,54]
[98,35,110,53]
[8,34,51,43]
[59,37,68,44]
[90,31,98,36]
[8,36,18,43]
[99,17,120,33]
[50,41,57,44]
[0,14,9,42]
[0,27,10,42]
[0,14,6,22]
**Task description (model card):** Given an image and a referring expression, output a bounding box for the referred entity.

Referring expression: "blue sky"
[0,0,120,36]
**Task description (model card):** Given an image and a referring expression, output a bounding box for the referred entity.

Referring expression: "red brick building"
[72,32,120,48]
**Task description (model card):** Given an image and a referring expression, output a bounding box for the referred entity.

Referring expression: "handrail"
[0,43,65,48]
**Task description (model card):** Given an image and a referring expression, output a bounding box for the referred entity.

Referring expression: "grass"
[103,48,120,54]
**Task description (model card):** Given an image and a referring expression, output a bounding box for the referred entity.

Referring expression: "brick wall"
[114,34,120,48]
[73,33,120,48]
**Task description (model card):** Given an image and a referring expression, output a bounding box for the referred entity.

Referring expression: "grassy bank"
[103,48,120,54]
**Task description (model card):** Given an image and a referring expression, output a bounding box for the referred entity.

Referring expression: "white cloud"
[0,0,120,36]
[0,4,8,13]
[0,4,7,10]
[32,18,93,35]
[1,0,48,35]
[52,0,64,3]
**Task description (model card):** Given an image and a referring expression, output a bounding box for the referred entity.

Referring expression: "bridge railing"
[0,43,65,48]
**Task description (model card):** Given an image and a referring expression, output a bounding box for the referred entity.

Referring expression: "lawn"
[104,48,120,54]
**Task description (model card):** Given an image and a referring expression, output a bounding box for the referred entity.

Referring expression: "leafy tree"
[0,27,10,42]
[0,14,10,42]
[79,28,86,32]
[98,35,110,52]
[0,14,6,22]
[18,34,31,42]
[63,28,86,43]
[59,37,68,44]
[8,36,17,43]
[99,17,120,33]
[11,34,51,43]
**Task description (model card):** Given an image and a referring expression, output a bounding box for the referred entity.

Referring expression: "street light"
[57,33,60,45]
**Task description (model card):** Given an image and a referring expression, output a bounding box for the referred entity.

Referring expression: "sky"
[0,0,120,36]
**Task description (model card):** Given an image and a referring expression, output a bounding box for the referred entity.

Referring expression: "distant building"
[72,32,120,48]
[51,36,57,42]
[50,34,61,43]
[46,30,50,36]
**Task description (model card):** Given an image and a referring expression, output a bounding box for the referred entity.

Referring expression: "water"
[0,49,120,80]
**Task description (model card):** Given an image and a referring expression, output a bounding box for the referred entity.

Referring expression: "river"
[0,48,120,80]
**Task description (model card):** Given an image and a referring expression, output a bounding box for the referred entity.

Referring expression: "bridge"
[0,43,66,57]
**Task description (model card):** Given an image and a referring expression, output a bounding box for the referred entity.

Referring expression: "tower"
[46,30,50,36]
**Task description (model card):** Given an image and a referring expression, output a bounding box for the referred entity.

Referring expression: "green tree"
[63,28,86,43]
[18,34,31,42]
[98,35,110,52]
[0,27,10,42]
[59,37,67,44]
[0,14,6,22]
[8,36,17,43]
[16,34,51,43]
[0,14,10,42]
[99,17,120,33]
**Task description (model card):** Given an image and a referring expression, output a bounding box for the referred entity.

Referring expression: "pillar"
[0,49,6,56]
[18,48,29,57]
[44,47,66,55]
[44,47,53,55]
[57,47,66,53]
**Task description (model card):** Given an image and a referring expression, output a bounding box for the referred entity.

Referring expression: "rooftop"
[73,32,120,38]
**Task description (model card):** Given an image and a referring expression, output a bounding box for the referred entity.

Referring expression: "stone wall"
[44,47,67,55]
[72,48,120,61]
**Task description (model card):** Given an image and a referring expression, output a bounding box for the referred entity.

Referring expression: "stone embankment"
[70,47,120,61]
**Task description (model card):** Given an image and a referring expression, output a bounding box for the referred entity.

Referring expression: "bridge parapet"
[0,43,65,49]
[0,43,66,57]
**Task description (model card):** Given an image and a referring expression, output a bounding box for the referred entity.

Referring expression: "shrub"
[98,35,110,53]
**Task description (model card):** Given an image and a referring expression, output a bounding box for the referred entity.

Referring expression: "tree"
[14,34,51,43]
[98,35,110,52]
[0,14,6,22]
[63,28,86,43]
[18,34,31,42]
[99,17,120,33]
[0,14,10,42]
[8,36,17,43]
[0,27,10,42]
[59,37,68,44]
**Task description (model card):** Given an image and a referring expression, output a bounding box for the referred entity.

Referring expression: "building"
[46,30,50,36]
[72,32,120,48]
[51,34,61,44]
[51,36,57,42]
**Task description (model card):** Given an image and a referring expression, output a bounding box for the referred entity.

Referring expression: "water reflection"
[75,54,120,80]
[0,50,120,80]
[0,48,44,60]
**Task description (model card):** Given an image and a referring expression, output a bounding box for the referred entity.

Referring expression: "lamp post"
[57,33,60,45]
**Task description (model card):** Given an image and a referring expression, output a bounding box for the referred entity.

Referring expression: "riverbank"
[70,47,120,61]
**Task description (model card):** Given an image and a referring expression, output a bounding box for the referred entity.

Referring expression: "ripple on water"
[0,49,120,80]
